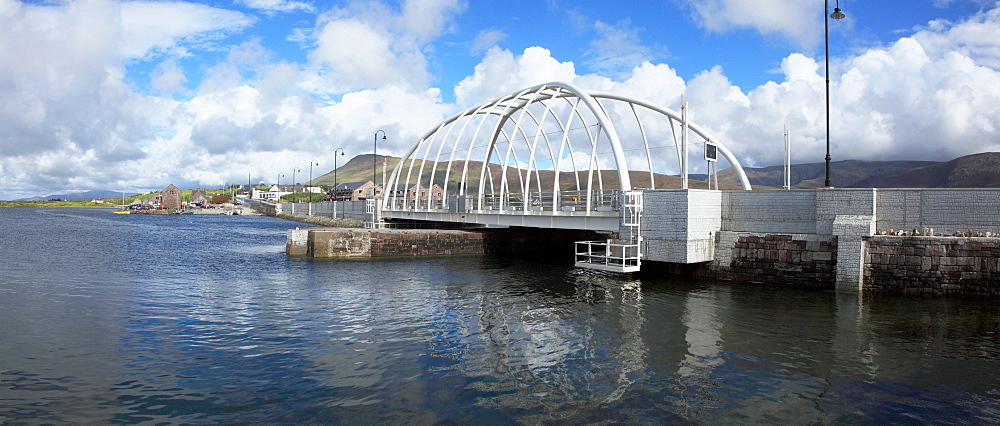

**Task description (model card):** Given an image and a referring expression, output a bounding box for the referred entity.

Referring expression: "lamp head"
[830,8,845,20]
[381,135,387,140]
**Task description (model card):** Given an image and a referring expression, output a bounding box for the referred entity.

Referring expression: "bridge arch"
[382,81,752,213]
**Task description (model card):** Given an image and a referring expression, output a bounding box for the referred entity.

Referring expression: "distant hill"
[18,189,137,201]
[310,154,745,190]
[849,152,1000,188]
[314,152,1000,191]
[716,152,1000,189]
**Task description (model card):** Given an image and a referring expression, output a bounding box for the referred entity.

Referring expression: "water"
[2,207,998,423]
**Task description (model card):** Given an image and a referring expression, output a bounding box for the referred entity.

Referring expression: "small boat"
[113,210,131,214]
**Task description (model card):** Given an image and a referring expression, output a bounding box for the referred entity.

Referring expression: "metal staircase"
[574,191,643,272]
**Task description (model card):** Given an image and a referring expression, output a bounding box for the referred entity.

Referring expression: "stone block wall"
[865,236,1000,296]
[369,230,488,257]
[696,233,838,288]
[293,227,601,258]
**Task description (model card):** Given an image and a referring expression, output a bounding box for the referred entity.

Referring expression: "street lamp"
[291,167,300,201]
[309,161,319,203]
[373,130,386,198]
[372,130,385,198]
[825,0,846,188]
[276,173,284,202]
[333,147,345,200]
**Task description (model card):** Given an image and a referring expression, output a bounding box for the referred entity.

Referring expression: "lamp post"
[333,148,345,200]
[309,161,318,203]
[825,0,846,188]
[276,173,283,202]
[373,130,386,198]
[292,167,300,201]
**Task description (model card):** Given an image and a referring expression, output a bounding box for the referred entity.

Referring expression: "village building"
[190,188,209,204]
[253,184,323,202]
[328,181,379,201]
[160,184,182,209]
[384,183,444,200]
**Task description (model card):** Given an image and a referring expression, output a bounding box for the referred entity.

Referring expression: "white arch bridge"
[376,82,753,271]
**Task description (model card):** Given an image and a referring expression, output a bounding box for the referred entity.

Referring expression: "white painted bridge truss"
[380,81,751,232]
[376,81,756,271]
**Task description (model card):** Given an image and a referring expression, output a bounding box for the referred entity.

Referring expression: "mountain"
[716,160,939,189]
[849,152,1000,188]
[715,152,1000,189]
[314,152,1000,191]
[17,189,137,201]
[310,154,746,191]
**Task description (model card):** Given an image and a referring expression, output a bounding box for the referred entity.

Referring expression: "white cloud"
[399,0,466,43]
[0,0,256,198]
[151,58,188,94]
[306,0,465,93]
[120,1,254,58]
[584,20,659,78]
[454,46,578,107]
[2,0,999,199]
[471,29,506,54]
[913,5,1000,69]
[678,0,821,48]
[240,0,313,14]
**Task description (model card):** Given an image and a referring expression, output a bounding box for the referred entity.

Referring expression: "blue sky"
[1,0,998,199]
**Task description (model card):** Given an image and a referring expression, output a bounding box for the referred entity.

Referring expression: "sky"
[1,0,998,199]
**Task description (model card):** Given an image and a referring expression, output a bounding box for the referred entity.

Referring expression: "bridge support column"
[640,190,722,264]
[832,215,875,292]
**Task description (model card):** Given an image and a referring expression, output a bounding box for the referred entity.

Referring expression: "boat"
[114,192,130,214]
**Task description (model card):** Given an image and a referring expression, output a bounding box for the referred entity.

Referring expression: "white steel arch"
[382,81,752,214]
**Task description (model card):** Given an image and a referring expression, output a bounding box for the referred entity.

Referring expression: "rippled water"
[2,207,999,423]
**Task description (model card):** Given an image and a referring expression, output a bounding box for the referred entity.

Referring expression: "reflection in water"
[1,208,999,423]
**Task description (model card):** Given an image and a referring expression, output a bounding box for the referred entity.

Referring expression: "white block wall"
[641,189,721,263]
[815,189,877,235]
[722,190,816,234]
[876,189,1000,234]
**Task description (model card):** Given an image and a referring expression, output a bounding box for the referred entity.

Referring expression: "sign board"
[705,142,718,162]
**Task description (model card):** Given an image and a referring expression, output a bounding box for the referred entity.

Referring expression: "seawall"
[637,188,1000,296]
[288,227,602,258]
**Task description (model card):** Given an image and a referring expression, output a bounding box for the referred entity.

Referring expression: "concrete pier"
[288,227,602,258]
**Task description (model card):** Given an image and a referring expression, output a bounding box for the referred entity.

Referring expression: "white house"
[253,184,324,202]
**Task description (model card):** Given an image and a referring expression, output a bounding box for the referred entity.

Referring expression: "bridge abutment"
[638,188,1000,295]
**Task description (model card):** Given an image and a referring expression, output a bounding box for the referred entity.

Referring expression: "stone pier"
[289,227,602,258]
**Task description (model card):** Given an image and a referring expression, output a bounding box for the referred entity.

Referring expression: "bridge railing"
[384,190,622,213]
[478,190,620,212]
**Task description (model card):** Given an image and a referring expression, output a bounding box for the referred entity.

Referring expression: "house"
[252,185,292,201]
[190,188,209,204]
[252,184,324,202]
[328,181,379,201]
[384,183,444,200]
[160,184,182,209]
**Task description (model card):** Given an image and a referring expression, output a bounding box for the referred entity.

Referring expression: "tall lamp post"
[333,148,345,200]
[309,161,318,203]
[291,167,300,201]
[373,130,386,198]
[276,173,284,202]
[825,0,846,188]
